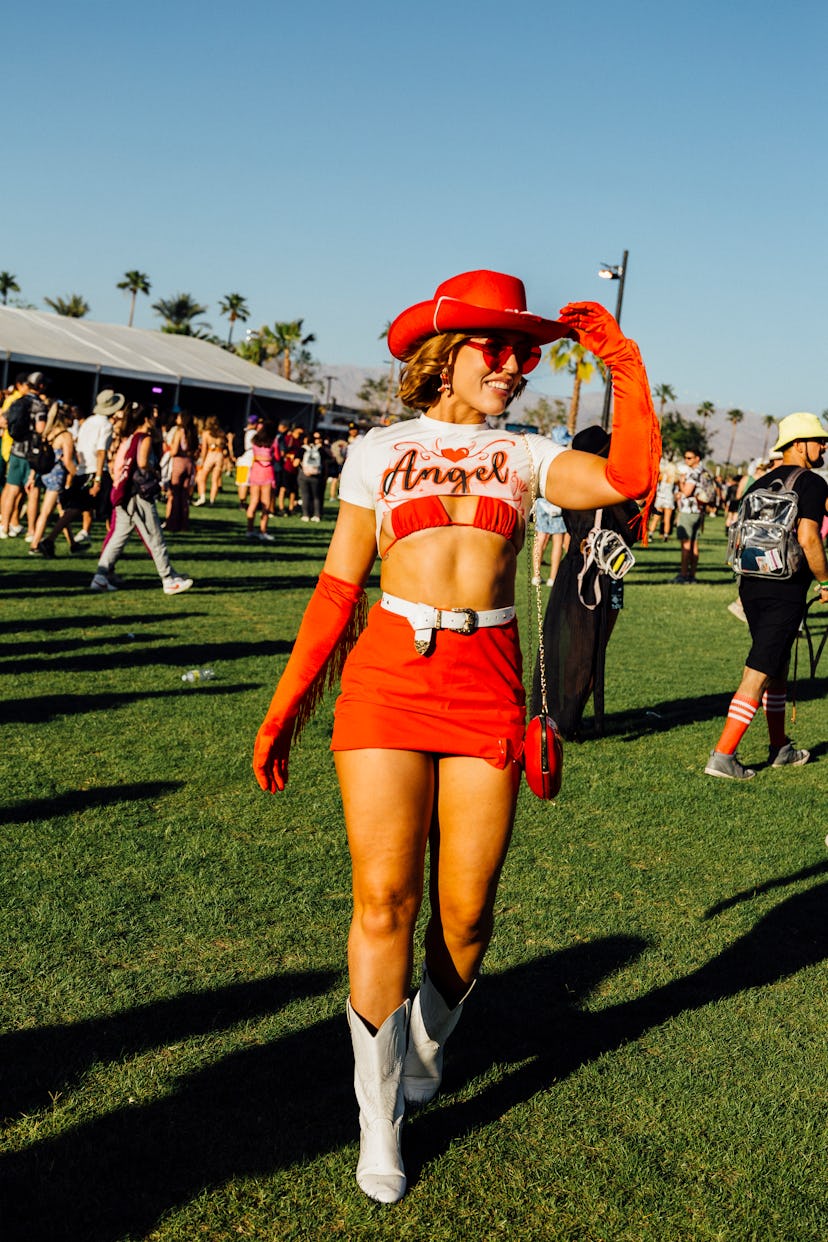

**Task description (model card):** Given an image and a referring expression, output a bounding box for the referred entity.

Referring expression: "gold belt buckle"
[447,607,478,635]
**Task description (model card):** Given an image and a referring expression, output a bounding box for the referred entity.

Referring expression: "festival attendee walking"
[253,270,659,1203]
[89,402,193,594]
[0,372,49,540]
[28,406,78,556]
[673,447,707,582]
[298,430,327,522]
[194,416,232,506]
[245,422,277,542]
[164,408,199,533]
[705,412,828,780]
[649,457,678,540]
[71,388,120,545]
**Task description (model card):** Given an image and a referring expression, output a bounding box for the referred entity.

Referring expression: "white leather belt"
[380,592,516,655]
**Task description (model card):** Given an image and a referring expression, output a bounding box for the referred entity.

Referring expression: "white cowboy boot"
[347,998,410,1203]
[403,968,475,1105]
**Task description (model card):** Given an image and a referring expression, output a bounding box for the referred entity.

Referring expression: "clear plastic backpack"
[727,468,804,579]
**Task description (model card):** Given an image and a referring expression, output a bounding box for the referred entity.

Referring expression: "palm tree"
[117,270,151,327]
[219,293,250,346]
[761,414,776,458]
[0,272,20,305]
[548,339,607,436]
[151,293,210,335]
[653,382,676,421]
[259,319,317,381]
[696,400,715,424]
[44,293,90,318]
[725,408,744,464]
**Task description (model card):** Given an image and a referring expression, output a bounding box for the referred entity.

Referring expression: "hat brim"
[387,298,571,360]
[94,395,126,416]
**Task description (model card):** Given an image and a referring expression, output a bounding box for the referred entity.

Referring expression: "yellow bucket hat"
[772,411,828,451]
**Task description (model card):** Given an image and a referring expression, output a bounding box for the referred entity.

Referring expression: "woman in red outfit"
[253,270,659,1203]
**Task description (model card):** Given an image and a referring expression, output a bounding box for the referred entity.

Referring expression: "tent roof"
[0,307,313,403]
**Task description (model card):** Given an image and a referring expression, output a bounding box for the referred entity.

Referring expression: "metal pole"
[600,249,629,431]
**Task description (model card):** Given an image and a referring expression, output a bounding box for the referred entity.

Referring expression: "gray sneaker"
[705,749,756,780]
[90,572,117,593]
[768,742,810,768]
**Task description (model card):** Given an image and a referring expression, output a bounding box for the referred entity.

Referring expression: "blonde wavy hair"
[397,332,528,411]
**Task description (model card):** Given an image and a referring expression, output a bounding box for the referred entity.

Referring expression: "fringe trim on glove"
[292,589,368,740]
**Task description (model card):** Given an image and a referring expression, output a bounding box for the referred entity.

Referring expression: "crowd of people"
[0,371,364,586]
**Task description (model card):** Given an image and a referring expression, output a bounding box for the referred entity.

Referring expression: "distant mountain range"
[319,363,776,466]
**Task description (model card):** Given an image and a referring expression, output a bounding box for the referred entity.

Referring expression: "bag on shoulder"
[131,464,162,502]
[27,431,55,475]
[727,468,804,579]
[6,396,33,442]
[694,468,716,507]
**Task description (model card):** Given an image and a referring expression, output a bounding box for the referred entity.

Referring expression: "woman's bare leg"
[548,532,564,584]
[246,486,261,532]
[258,485,272,533]
[423,754,520,1004]
[336,749,434,1028]
[30,491,59,548]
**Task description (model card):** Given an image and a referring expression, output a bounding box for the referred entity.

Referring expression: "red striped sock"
[716,693,759,754]
[762,691,788,748]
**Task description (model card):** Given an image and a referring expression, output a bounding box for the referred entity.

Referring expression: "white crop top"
[338,414,566,549]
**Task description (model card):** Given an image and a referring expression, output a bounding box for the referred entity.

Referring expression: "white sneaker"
[73,530,91,545]
[9,524,23,537]
[258,531,275,542]
[162,574,193,595]
[0,528,7,539]
[192,496,206,507]
[531,575,541,586]
[24,532,34,543]
[300,515,310,522]
[310,515,321,522]
[90,572,117,593]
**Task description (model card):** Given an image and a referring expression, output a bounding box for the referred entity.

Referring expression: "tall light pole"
[598,249,628,430]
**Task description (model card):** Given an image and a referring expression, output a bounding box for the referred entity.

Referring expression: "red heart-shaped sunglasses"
[463,336,542,374]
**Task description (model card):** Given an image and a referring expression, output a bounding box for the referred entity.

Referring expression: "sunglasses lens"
[479,338,541,374]
[519,344,541,374]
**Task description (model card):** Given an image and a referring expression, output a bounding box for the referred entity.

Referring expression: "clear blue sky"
[4,0,826,417]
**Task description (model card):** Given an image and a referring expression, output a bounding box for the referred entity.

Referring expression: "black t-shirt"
[740,465,828,600]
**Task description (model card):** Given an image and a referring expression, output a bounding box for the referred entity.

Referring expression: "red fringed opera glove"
[557,302,661,534]
[253,571,367,793]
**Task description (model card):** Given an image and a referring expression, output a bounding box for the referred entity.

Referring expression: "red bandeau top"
[382,493,519,557]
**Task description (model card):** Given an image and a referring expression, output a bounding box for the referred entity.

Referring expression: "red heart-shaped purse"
[524,714,563,800]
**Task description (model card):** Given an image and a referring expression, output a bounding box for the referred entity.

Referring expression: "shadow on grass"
[0,612,207,636]
[0,632,175,659]
[5,878,828,1238]
[591,674,828,740]
[3,636,290,677]
[703,858,828,918]
[1,684,261,725]
[406,876,828,1186]
[0,780,184,826]
[0,968,337,1124]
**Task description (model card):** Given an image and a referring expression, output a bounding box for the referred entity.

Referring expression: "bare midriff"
[379,516,522,612]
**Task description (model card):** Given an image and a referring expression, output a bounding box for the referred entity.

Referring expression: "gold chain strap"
[523,435,548,716]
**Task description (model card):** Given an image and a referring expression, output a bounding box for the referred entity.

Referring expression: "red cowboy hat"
[387,269,570,359]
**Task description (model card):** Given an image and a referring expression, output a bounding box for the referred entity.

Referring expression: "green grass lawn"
[1,498,827,1241]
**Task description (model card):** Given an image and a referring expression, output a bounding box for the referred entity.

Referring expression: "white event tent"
[0,307,316,427]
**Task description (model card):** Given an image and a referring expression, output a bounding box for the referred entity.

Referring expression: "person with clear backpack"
[705,412,828,780]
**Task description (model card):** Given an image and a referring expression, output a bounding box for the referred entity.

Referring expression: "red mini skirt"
[331,602,526,768]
